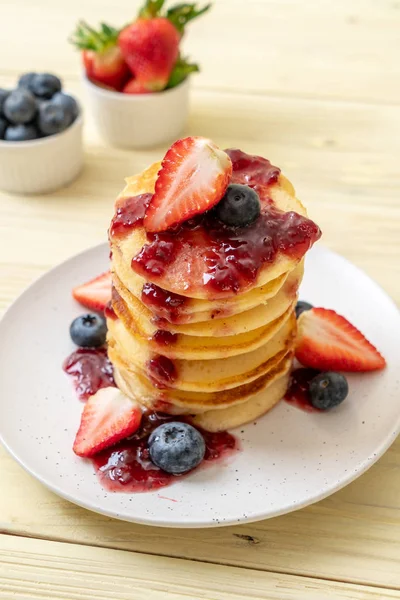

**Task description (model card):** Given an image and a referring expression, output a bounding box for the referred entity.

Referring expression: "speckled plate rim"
[0,242,399,528]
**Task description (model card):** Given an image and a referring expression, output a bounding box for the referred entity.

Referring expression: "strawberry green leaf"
[166,3,211,34]
[167,56,199,88]
[69,20,120,52]
[139,0,166,19]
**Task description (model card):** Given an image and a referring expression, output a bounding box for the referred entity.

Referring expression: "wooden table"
[1,1,399,597]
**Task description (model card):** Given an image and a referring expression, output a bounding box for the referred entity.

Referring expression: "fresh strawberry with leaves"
[70,21,130,91]
[72,272,112,313]
[118,17,180,92]
[144,136,232,232]
[118,0,210,92]
[296,308,386,372]
[73,387,142,457]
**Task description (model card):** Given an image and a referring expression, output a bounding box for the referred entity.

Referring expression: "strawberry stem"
[139,0,166,18]
[138,0,211,33]
[69,20,120,52]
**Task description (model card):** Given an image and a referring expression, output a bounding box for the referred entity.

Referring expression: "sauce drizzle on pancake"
[126,149,321,296]
[147,354,178,388]
[109,192,153,239]
[141,282,188,323]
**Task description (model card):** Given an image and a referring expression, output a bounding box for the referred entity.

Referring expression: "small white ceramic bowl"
[83,75,190,149]
[0,115,83,195]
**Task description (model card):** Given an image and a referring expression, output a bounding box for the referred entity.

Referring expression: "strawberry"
[123,79,150,94]
[296,308,386,372]
[144,137,233,232]
[118,18,180,92]
[72,272,112,313]
[70,22,130,91]
[73,387,142,457]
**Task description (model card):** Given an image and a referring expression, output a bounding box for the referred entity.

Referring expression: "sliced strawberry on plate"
[144,136,232,232]
[72,272,112,312]
[73,387,142,457]
[296,308,386,372]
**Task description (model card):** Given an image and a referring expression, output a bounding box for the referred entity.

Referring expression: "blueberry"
[216,184,261,227]
[0,89,10,114]
[18,72,37,91]
[148,422,206,474]
[30,73,62,99]
[295,301,313,319]
[38,101,70,136]
[309,372,349,410]
[0,117,7,139]
[51,92,79,125]
[4,123,39,142]
[70,314,107,348]
[3,89,37,124]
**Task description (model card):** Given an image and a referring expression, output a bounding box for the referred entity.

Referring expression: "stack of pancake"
[107,161,312,432]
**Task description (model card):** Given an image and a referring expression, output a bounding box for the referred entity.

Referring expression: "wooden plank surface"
[1,534,399,600]
[1,0,400,104]
[1,439,400,589]
[0,0,400,597]
[1,82,399,311]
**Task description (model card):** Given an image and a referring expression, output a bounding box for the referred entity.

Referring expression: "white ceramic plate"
[0,243,399,528]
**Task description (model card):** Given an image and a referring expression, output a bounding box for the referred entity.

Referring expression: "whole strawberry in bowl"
[70,0,210,149]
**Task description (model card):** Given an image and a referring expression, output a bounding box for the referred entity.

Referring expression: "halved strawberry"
[122,78,150,94]
[296,308,386,372]
[73,387,142,457]
[144,137,232,232]
[72,272,112,312]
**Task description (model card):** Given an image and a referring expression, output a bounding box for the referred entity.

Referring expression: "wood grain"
[1,0,400,104]
[1,82,399,310]
[1,439,399,589]
[1,534,399,600]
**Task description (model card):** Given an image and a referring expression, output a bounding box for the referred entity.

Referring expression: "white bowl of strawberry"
[71,1,209,149]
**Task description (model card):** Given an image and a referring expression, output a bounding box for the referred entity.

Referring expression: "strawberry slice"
[296,308,386,372]
[144,137,233,232]
[72,272,112,312]
[73,387,142,457]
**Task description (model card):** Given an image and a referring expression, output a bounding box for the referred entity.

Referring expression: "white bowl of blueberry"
[0,72,83,194]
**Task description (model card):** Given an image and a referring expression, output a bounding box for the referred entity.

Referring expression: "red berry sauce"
[109,193,153,239]
[63,347,115,401]
[284,368,321,413]
[104,300,118,320]
[227,148,281,191]
[147,354,178,388]
[92,411,237,493]
[128,149,321,297]
[64,349,238,492]
[141,282,189,324]
[151,329,178,346]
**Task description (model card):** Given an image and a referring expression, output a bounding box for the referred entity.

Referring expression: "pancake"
[113,262,303,337]
[108,300,295,360]
[111,257,290,324]
[106,144,320,431]
[112,351,293,413]
[108,314,296,392]
[192,371,290,432]
[110,161,315,300]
